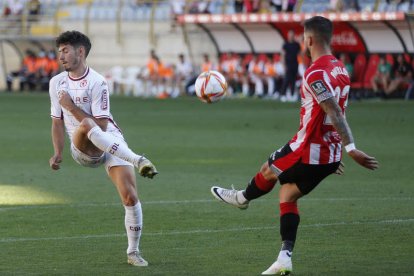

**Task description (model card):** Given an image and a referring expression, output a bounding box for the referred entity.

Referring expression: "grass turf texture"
[0,93,413,275]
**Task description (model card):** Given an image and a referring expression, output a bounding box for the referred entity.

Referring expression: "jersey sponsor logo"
[73,96,90,104]
[80,79,88,88]
[310,80,328,95]
[101,89,108,110]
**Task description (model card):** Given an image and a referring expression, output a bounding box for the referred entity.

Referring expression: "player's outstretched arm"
[320,97,379,170]
[50,118,65,170]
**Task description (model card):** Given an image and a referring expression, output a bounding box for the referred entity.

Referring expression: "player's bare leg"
[108,166,148,266]
[211,162,277,209]
[262,183,303,275]
[75,118,157,178]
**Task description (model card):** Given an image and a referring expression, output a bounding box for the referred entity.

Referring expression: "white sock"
[87,126,142,166]
[124,202,143,254]
[278,250,292,261]
[237,191,248,204]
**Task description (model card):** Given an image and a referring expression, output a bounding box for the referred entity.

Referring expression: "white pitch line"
[0,218,413,243]
[0,197,412,212]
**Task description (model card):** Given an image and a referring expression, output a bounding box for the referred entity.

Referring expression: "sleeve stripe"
[51,115,63,119]
[94,115,110,119]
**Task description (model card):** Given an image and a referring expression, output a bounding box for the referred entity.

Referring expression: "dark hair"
[56,31,92,57]
[304,16,333,46]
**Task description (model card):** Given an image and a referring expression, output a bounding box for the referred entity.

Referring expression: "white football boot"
[262,253,292,275]
[127,251,148,267]
[210,186,249,210]
[136,156,158,179]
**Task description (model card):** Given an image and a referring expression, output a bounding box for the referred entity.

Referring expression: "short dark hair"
[56,31,92,57]
[304,16,333,46]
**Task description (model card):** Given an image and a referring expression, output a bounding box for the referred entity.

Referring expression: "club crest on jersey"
[310,80,328,95]
[80,79,88,88]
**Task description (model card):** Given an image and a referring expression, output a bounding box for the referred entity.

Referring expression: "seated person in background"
[40,50,60,91]
[385,54,412,96]
[371,55,391,95]
[6,49,37,92]
[339,53,353,79]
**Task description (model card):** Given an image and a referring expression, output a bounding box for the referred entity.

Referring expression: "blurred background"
[0,0,413,101]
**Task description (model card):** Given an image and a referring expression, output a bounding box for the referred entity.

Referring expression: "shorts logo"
[101,89,108,110]
[310,80,328,95]
[80,79,88,88]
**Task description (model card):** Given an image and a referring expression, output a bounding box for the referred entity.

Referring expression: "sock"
[279,202,300,254]
[124,202,143,254]
[243,172,276,200]
[87,126,142,166]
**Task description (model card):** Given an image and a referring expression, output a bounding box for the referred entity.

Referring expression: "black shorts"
[268,144,340,195]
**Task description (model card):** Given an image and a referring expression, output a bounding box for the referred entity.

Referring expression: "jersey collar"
[68,66,89,81]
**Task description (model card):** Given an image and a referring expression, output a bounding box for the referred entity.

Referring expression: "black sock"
[280,213,300,251]
[242,177,269,201]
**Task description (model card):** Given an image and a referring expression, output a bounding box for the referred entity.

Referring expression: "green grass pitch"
[0,93,413,275]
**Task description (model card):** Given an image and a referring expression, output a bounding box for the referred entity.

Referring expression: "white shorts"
[70,131,133,172]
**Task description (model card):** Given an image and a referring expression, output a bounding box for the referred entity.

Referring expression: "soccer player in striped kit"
[49,31,157,267]
[211,16,378,275]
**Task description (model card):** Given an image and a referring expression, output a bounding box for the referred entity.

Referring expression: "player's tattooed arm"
[320,97,379,171]
[319,97,354,146]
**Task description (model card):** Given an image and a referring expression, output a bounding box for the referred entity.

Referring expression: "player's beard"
[64,57,80,72]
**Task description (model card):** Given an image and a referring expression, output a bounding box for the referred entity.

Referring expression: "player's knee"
[260,162,278,182]
[122,193,138,206]
[78,118,96,132]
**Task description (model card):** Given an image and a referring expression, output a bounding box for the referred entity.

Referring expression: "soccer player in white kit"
[49,31,158,267]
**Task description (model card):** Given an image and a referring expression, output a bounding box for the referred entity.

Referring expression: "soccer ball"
[195,70,227,104]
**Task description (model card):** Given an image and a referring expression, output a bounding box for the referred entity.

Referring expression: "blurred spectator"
[270,0,283,12]
[201,53,216,72]
[385,54,412,96]
[286,0,297,12]
[27,0,41,22]
[6,49,37,92]
[170,0,185,31]
[176,53,195,96]
[264,54,284,98]
[34,49,48,89]
[280,30,300,101]
[221,52,243,95]
[339,53,353,79]
[6,0,23,16]
[234,0,244,12]
[329,0,344,12]
[343,0,360,12]
[371,55,391,95]
[39,50,60,91]
[246,54,265,97]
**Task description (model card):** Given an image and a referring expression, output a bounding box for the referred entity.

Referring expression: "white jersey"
[49,67,121,140]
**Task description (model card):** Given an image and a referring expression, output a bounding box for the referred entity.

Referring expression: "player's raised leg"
[73,117,158,178]
[108,165,148,266]
[262,183,302,275]
[211,162,277,209]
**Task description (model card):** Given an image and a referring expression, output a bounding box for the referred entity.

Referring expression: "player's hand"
[137,157,158,179]
[58,91,75,111]
[49,154,62,170]
[334,161,345,175]
[348,149,379,170]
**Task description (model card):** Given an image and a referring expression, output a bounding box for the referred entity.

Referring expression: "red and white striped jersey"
[49,67,121,140]
[289,55,350,165]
